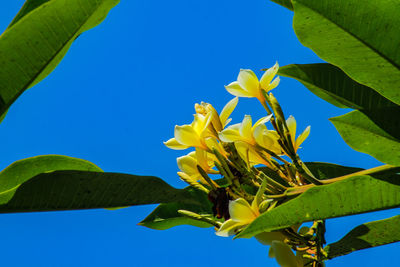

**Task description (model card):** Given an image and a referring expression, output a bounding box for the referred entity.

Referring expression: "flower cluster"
[165,63,317,267]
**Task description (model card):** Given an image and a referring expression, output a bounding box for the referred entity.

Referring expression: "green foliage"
[292,0,400,105]
[330,111,400,166]
[237,175,400,239]
[324,215,400,259]
[0,155,101,203]
[0,0,119,119]
[139,187,214,230]
[0,169,195,213]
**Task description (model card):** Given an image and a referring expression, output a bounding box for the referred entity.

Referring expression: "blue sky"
[0,0,398,266]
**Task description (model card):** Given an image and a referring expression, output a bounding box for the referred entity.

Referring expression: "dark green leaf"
[139,187,214,230]
[325,215,400,259]
[0,170,195,213]
[237,175,400,239]
[292,0,400,105]
[0,0,119,118]
[0,155,102,203]
[304,162,363,180]
[270,0,293,11]
[279,63,400,139]
[330,111,400,166]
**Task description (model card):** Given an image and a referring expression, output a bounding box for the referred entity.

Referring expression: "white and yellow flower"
[225,63,280,102]
[164,113,212,150]
[219,114,272,146]
[177,149,218,183]
[195,97,238,133]
[286,115,310,153]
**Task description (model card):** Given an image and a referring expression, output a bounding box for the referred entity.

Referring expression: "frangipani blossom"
[286,115,311,152]
[219,114,272,146]
[177,149,218,183]
[215,198,259,237]
[269,241,304,267]
[195,97,238,133]
[225,63,280,102]
[164,113,212,150]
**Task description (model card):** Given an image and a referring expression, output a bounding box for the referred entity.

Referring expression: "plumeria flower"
[164,113,212,150]
[195,97,239,133]
[219,114,272,146]
[253,124,283,155]
[257,231,304,267]
[286,115,310,153]
[177,149,218,183]
[225,62,280,102]
[164,98,238,151]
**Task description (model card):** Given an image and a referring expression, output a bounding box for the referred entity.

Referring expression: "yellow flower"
[195,97,238,133]
[269,241,304,267]
[225,63,280,102]
[234,141,273,167]
[219,114,272,146]
[286,115,310,152]
[215,197,260,237]
[164,113,212,150]
[253,124,283,155]
[177,149,218,183]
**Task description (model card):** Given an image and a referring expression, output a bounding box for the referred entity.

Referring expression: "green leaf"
[0,155,102,203]
[330,111,400,166]
[0,0,119,118]
[270,0,293,11]
[279,63,400,139]
[0,170,195,213]
[278,64,397,110]
[304,162,362,180]
[139,187,214,230]
[292,0,400,105]
[237,175,400,239]
[324,215,400,259]
[7,0,51,28]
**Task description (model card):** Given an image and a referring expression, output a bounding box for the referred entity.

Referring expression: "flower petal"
[229,198,258,223]
[295,126,310,151]
[175,125,203,148]
[225,81,252,97]
[237,69,259,97]
[219,128,242,143]
[220,97,238,127]
[267,76,280,91]
[260,62,279,89]
[286,115,297,144]
[215,219,243,237]
[270,241,300,267]
[164,138,190,150]
[252,114,272,131]
[239,115,253,142]
[255,231,286,246]
[177,153,199,175]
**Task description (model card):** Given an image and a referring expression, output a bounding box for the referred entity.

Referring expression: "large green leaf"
[0,0,119,118]
[302,162,362,180]
[278,64,397,110]
[279,63,400,139]
[0,155,102,203]
[139,187,214,230]
[324,215,400,259]
[270,0,293,11]
[292,0,400,105]
[0,169,196,213]
[330,111,400,166]
[237,175,400,239]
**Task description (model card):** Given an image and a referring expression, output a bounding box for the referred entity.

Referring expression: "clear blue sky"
[0,1,398,266]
